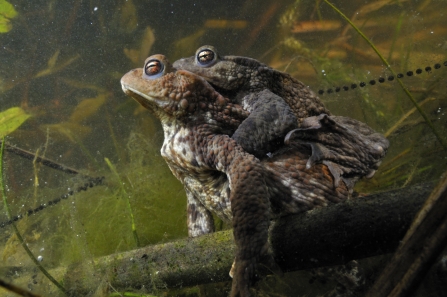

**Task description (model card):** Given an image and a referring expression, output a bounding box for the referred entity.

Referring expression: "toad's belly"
[183,175,232,223]
[161,125,233,222]
[163,153,232,223]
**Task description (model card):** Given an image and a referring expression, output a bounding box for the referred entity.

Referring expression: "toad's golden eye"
[197,49,215,65]
[144,59,164,77]
[194,45,218,67]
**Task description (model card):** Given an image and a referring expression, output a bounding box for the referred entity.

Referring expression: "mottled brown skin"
[173,45,329,120]
[285,114,390,190]
[121,55,350,297]
[173,45,329,159]
[173,46,389,190]
[230,89,299,158]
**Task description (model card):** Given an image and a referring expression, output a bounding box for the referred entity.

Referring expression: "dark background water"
[0,0,446,296]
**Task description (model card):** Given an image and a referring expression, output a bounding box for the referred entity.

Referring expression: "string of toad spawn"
[0,140,105,229]
[318,61,447,95]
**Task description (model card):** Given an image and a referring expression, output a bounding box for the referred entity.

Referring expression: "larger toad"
[121,55,350,297]
[174,46,389,190]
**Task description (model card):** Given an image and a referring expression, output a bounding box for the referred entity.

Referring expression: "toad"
[121,55,351,297]
[173,46,389,190]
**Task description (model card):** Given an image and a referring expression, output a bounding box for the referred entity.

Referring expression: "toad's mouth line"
[207,82,239,101]
[121,84,169,109]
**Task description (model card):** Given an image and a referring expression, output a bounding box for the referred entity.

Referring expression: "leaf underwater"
[0,107,31,138]
[43,94,106,142]
[0,0,17,33]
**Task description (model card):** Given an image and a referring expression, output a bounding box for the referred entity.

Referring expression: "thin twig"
[2,141,79,174]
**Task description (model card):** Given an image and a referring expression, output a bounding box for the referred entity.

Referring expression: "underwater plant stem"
[388,11,405,62]
[385,97,437,138]
[104,157,140,247]
[106,111,125,164]
[32,148,41,198]
[72,133,103,171]
[0,139,68,295]
[323,0,447,150]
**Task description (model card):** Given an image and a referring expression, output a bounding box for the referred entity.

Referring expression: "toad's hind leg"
[284,114,389,192]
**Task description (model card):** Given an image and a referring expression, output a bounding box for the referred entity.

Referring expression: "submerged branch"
[49,182,434,295]
[0,278,42,297]
[365,173,447,297]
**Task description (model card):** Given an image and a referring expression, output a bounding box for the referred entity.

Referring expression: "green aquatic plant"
[0,0,17,33]
[105,157,140,247]
[323,0,447,150]
[0,107,31,138]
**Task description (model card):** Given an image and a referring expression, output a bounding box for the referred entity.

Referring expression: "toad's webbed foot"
[229,253,283,279]
[285,114,389,191]
[232,89,298,159]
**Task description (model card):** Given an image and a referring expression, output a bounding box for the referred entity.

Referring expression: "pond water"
[0,0,446,296]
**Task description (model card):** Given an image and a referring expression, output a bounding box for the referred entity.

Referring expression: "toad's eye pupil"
[145,60,163,76]
[197,50,214,63]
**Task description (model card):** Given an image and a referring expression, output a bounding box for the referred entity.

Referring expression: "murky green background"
[1,0,446,296]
